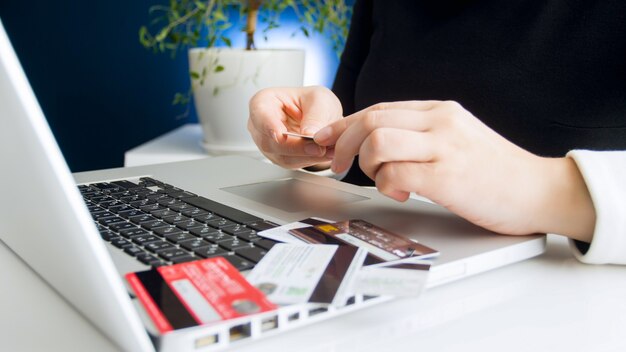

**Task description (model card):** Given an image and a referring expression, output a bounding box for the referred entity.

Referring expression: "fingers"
[249,125,327,157]
[375,162,431,202]
[358,128,436,179]
[314,100,438,146]
[248,86,341,169]
[249,88,293,142]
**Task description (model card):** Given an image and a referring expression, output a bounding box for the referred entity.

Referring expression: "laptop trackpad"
[221,178,368,213]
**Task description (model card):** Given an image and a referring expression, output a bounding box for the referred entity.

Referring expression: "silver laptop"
[0,19,545,352]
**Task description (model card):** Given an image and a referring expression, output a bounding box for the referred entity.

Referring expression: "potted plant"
[140,0,351,157]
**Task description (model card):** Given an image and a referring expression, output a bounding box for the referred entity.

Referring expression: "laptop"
[0,19,545,352]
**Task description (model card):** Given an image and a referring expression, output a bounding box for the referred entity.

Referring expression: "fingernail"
[314,126,332,144]
[270,130,279,143]
[304,143,323,156]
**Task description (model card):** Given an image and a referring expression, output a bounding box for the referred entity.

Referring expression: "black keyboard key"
[118,209,144,219]
[245,220,280,232]
[136,253,161,266]
[151,209,178,219]
[140,220,169,230]
[219,238,254,251]
[129,214,158,224]
[174,220,204,231]
[173,191,197,199]
[88,194,109,202]
[120,195,142,203]
[145,192,169,201]
[152,226,183,237]
[178,239,213,251]
[124,246,145,257]
[98,216,126,226]
[185,196,263,224]
[111,238,133,249]
[189,226,222,238]
[140,204,166,213]
[109,222,138,232]
[162,214,190,224]
[119,227,149,238]
[130,234,163,246]
[111,180,141,189]
[157,198,181,207]
[100,200,124,209]
[192,213,223,224]
[235,231,262,242]
[206,218,237,229]
[194,246,230,259]
[157,248,191,261]
[91,210,114,220]
[221,254,255,271]
[171,255,198,264]
[139,177,163,186]
[180,208,209,218]
[235,246,268,263]
[165,232,197,244]
[109,190,135,199]
[253,239,279,250]
[99,231,116,241]
[91,182,119,191]
[130,199,157,208]
[145,241,176,253]
[108,204,134,214]
[87,204,101,212]
[168,202,194,212]
[203,232,235,243]
[221,224,254,236]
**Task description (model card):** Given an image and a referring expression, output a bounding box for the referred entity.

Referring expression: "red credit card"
[126,257,277,334]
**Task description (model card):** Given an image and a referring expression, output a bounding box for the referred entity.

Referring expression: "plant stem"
[246,0,262,50]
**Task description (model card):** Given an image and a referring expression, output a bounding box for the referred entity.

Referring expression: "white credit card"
[282,131,315,140]
[352,261,431,297]
[247,243,367,307]
[257,217,332,244]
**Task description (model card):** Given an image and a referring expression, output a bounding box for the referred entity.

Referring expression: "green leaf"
[190,71,200,79]
[221,36,232,47]
[214,65,224,73]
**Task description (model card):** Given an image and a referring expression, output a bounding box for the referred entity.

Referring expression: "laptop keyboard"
[78,177,279,271]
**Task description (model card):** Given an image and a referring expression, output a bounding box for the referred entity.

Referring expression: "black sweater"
[333,0,626,185]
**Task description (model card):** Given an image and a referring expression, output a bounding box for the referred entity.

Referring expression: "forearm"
[534,157,596,242]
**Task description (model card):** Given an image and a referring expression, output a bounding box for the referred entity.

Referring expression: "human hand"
[248,86,341,169]
[314,101,595,240]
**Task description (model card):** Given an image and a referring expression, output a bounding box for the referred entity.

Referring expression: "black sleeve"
[331,0,373,116]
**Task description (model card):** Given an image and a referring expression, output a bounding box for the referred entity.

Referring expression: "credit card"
[246,244,367,307]
[257,217,332,244]
[290,220,439,263]
[126,257,277,334]
[353,261,431,297]
[282,131,315,140]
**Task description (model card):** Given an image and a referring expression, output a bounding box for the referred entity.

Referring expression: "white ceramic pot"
[188,48,305,157]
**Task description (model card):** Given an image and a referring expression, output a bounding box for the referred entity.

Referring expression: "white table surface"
[124,124,209,167]
[2,234,625,352]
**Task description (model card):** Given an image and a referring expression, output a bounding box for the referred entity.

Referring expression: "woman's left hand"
[313,101,595,241]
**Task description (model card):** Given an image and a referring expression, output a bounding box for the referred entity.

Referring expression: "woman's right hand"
[248,86,342,169]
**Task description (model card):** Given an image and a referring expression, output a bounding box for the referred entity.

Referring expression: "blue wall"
[0,1,340,172]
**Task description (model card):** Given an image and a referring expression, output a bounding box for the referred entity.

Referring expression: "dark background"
[0,1,192,172]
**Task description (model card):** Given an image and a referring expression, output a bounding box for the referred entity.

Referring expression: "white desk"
[124,124,208,167]
[2,234,625,352]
